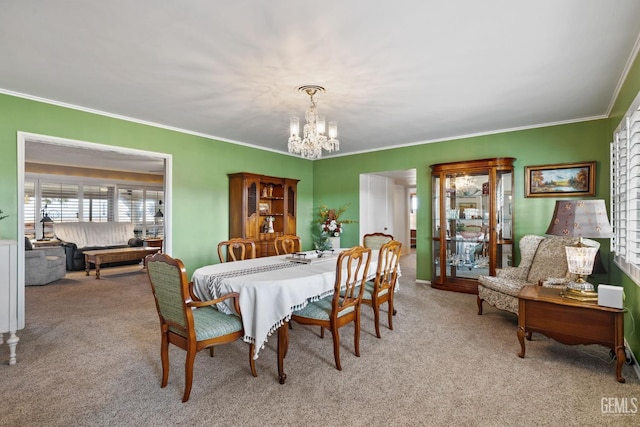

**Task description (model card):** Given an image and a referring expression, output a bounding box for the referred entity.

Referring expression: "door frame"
[16,131,173,289]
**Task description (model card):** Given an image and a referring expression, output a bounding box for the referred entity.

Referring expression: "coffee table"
[84,247,161,279]
[517,285,626,383]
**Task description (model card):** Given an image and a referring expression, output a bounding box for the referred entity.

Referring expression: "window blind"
[611,91,640,283]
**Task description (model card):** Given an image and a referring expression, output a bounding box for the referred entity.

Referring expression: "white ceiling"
[3,1,640,169]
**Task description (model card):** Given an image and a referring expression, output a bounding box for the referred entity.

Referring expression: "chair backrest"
[515,235,546,273]
[274,235,301,255]
[332,246,372,315]
[146,253,192,336]
[527,236,599,283]
[363,232,394,249]
[217,238,256,263]
[372,240,403,294]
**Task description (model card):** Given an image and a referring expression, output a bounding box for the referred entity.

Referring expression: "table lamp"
[545,199,613,301]
[40,205,53,241]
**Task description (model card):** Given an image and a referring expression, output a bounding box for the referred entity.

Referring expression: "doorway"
[16,131,172,288]
[359,169,416,257]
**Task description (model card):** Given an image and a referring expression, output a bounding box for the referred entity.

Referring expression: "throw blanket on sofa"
[54,222,136,248]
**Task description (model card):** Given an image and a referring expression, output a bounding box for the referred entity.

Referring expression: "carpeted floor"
[1,254,639,426]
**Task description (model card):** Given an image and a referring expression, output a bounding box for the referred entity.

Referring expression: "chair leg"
[387,300,394,331]
[354,309,361,358]
[372,304,382,338]
[209,347,214,357]
[182,347,197,402]
[249,343,257,377]
[160,333,169,388]
[477,295,484,315]
[320,327,324,339]
[331,324,342,371]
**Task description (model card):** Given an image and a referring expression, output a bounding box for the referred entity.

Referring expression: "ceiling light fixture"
[288,85,339,159]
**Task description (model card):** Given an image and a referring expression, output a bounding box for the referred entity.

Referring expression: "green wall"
[0,93,313,273]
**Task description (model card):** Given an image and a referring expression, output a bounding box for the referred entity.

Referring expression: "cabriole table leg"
[517,326,526,358]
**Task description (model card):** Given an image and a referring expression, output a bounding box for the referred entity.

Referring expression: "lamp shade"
[545,200,613,238]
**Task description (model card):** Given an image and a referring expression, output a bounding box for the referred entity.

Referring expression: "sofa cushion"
[478,275,529,298]
[54,222,136,248]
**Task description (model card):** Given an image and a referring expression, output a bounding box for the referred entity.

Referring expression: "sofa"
[53,222,143,271]
[24,238,66,285]
[477,235,600,315]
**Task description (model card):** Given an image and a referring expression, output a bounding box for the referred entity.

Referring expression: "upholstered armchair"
[25,240,66,286]
[477,235,599,315]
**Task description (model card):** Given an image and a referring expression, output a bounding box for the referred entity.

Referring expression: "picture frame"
[524,161,596,198]
[259,202,270,214]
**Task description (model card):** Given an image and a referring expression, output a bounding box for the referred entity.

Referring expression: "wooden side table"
[33,239,61,248]
[517,285,626,383]
[143,238,163,252]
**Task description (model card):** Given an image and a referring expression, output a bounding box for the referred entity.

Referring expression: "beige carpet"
[1,255,639,426]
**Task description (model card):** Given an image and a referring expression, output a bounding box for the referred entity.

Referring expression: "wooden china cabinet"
[228,172,299,257]
[431,158,515,294]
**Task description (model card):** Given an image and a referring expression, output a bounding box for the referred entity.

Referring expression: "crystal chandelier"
[288,85,339,159]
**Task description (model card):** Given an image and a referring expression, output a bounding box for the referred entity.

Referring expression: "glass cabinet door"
[445,172,490,280]
[495,169,514,270]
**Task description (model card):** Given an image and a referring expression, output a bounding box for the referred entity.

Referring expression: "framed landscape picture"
[525,161,596,198]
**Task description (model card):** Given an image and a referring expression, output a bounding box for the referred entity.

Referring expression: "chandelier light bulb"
[328,121,338,139]
[290,117,299,137]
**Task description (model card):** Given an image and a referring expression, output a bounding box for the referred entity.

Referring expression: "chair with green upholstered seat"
[361,240,402,338]
[291,246,372,371]
[362,232,394,249]
[146,252,256,402]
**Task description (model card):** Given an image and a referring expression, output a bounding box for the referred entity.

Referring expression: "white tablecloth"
[191,250,386,359]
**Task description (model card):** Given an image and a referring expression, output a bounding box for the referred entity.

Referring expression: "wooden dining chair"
[217,238,256,263]
[362,232,394,249]
[361,240,402,338]
[146,252,256,402]
[273,235,302,255]
[291,246,372,370]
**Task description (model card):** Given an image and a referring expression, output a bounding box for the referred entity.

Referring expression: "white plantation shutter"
[611,91,640,283]
[611,122,628,257]
[628,108,640,264]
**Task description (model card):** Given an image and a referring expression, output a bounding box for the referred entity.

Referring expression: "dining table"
[191,248,392,383]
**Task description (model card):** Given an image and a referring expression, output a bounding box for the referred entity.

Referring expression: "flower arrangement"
[317,203,356,237]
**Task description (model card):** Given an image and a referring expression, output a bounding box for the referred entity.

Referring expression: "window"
[25,176,163,240]
[611,90,640,285]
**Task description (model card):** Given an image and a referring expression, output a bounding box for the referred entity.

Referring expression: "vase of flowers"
[315,203,357,249]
